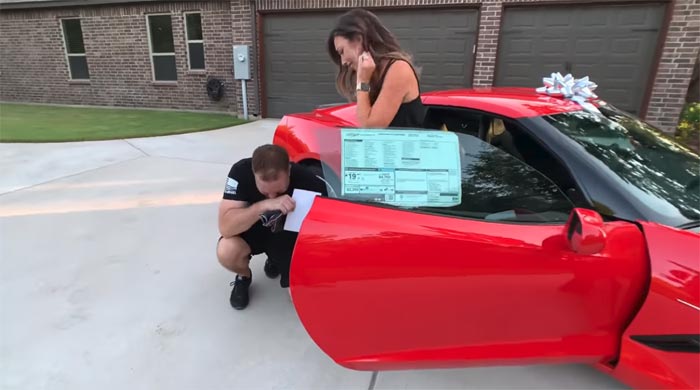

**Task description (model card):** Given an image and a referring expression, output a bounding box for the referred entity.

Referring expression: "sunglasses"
[260,210,284,233]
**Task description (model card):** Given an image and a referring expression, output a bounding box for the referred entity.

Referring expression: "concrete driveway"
[0,120,628,389]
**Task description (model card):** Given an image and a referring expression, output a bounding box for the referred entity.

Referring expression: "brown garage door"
[495,3,667,115]
[263,9,478,118]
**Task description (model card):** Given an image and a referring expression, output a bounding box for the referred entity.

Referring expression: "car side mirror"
[565,208,607,255]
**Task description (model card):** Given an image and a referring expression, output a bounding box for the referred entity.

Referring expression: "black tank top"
[377,59,428,129]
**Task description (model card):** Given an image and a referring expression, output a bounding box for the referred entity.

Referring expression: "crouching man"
[216,144,327,310]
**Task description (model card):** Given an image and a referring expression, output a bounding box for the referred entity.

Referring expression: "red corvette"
[271,87,700,389]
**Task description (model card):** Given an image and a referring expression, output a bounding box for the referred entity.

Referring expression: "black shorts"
[223,221,298,287]
[240,220,273,256]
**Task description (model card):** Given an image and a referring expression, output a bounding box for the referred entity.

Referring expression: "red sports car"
[271,87,700,389]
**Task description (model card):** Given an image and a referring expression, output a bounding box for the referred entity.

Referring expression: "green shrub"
[675,102,700,153]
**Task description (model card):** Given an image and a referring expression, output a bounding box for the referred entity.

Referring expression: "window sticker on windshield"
[340,128,462,207]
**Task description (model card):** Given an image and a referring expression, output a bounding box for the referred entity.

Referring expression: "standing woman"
[327,9,428,128]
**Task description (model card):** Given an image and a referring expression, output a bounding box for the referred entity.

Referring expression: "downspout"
[249,0,261,117]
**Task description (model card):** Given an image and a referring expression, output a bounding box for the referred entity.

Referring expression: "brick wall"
[0,1,236,113]
[253,0,698,132]
[1,0,697,131]
[644,0,700,130]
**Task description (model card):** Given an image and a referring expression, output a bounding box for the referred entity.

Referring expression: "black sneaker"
[264,258,280,279]
[280,270,289,289]
[230,274,251,310]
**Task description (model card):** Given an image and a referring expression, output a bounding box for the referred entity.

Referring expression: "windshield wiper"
[676,220,700,229]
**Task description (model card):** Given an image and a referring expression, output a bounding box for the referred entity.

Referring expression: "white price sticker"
[340,129,462,207]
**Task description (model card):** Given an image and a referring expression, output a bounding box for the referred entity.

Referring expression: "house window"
[61,19,90,80]
[184,12,205,70]
[147,14,177,81]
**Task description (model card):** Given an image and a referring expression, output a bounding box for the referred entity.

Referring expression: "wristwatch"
[356,81,370,92]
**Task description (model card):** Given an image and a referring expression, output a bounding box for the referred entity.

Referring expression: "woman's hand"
[357,51,376,83]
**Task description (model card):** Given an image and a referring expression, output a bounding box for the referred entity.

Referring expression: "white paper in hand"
[283,189,321,232]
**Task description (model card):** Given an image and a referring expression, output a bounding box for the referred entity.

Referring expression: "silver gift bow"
[536,72,601,114]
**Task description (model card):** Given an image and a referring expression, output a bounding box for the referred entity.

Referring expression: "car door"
[289,128,650,371]
[611,222,700,390]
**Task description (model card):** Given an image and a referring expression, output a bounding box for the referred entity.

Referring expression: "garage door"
[495,3,666,115]
[263,9,478,118]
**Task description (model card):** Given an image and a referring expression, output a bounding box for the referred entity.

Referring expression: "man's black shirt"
[222,158,327,203]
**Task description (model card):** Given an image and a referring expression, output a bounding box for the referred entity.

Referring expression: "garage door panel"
[524,8,572,28]
[263,9,477,118]
[509,13,535,29]
[618,8,655,26]
[440,38,470,53]
[574,38,606,55]
[438,62,470,75]
[607,64,639,79]
[503,63,564,83]
[583,15,608,28]
[414,39,442,53]
[582,9,609,24]
[541,39,568,54]
[612,38,642,54]
[501,38,569,56]
[282,62,326,74]
[495,3,666,115]
[546,16,573,28]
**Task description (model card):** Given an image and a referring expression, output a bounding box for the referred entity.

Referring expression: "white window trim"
[146,13,177,82]
[183,11,205,71]
[59,17,89,80]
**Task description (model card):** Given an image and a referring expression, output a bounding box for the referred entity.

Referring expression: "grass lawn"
[0,103,247,142]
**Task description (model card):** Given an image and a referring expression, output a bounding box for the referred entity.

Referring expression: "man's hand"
[260,195,296,215]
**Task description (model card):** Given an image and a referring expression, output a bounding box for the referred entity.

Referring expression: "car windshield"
[541,105,700,227]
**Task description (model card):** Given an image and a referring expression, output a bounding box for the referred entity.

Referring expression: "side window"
[424,107,484,137]
[483,117,586,206]
[423,107,585,207]
[147,14,177,81]
[60,18,90,80]
[426,132,573,223]
[184,12,205,70]
[323,129,573,224]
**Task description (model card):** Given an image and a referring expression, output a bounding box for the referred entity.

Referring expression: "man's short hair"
[252,144,290,181]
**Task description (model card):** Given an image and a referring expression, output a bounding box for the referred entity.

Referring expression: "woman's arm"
[356,59,415,128]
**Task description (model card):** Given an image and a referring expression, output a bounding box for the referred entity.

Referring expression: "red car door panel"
[611,222,700,390]
[290,197,649,371]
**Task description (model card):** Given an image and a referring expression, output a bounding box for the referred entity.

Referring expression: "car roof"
[421,87,589,118]
[305,87,590,123]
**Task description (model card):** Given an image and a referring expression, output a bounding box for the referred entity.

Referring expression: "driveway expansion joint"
[0,156,145,197]
[123,139,150,157]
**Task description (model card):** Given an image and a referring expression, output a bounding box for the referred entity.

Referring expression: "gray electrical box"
[233,45,250,80]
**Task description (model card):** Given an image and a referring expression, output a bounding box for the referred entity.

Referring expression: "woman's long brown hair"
[327,9,418,104]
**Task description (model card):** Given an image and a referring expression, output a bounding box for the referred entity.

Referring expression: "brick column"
[230,0,259,118]
[473,0,502,87]
[644,0,700,132]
